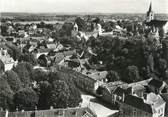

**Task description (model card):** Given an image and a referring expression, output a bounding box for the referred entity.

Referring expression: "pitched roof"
[124,95,153,114]
[47,44,56,49]
[146,20,167,27]
[148,79,163,89]
[161,93,168,102]
[87,71,108,81]
[130,84,145,91]
[113,87,128,97]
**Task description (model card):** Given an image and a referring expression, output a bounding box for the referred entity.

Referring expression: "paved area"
[81,91,119,117]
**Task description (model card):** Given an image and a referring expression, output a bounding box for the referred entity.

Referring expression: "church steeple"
[146,1,154,22]
[148,2,152,12]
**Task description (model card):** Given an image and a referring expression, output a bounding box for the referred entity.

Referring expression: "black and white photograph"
[0,0,168,117]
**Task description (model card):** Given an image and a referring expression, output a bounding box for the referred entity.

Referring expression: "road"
[80,91,119,117]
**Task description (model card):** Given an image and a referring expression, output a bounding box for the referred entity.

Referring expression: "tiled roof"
[146,20,167,27]
[130,84,145,91]
[87,71,108,81]
[161,93,168,102]
[148,79,163,89]
[124,95,153,114]
[101,81,127,93]
[38,48,52,53]
[47,44,56,49]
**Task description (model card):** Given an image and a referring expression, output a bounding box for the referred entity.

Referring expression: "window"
[133,108,137,117]
[144,112,148,117]
[161,108,163,113]
[158,109,160,114]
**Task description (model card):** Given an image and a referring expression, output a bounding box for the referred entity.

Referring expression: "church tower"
[146,1,154,22]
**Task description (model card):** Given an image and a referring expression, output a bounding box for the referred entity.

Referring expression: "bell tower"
[146,1,154,22]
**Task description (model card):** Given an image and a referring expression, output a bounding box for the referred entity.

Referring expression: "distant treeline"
[0,13,78,22]
[1,12,168,22]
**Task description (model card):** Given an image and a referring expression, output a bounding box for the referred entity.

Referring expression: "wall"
[8,111,35,117]
[5,62,15,71]
[119,103,152,117]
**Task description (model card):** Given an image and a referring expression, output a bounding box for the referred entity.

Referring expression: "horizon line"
[1,11,168,15]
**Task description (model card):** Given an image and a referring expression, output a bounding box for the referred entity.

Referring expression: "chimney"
[143,93,147,100]
[122,93,125,102]
[50,106,53,110]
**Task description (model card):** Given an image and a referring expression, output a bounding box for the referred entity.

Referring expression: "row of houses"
[0,106,96,117]
[98,78,168,117]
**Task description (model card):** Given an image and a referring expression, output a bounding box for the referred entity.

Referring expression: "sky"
[0,0,168,13]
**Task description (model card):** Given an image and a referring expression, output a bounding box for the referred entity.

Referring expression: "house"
[53,52,65,64]
[67,59,81,68]
[71,23,79,37]
[97,81,127,103]
[18,30,29,38]
[84,70,108,82]
[119,93,166,117]
[128,83,147,97]
[54,42,64,52]
[148,78,168,94]
[46,43,56,50]
[0,48,15,71]
[98,79,148,105]
[113,83,146,104]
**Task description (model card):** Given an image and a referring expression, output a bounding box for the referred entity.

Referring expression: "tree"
[146,53,154,72]
[158,58,167,79]
[124,65,140,83]
[38,54,48,67]
[75,17,87,31]
[19,53,37,66]
[0,77,14,110]
[60,22,73,36]
[37,81,51,110]
[32,68,48,82]
[106,70,120,82]
[13,62,33,86]
[0,59,5,74]
[14,87,39,111]
[5,42,22,60]
[55,71,82,107]
[1,24,8,36]
[48,80,70,108]
[68,82,82,107]
[3,70,22,92]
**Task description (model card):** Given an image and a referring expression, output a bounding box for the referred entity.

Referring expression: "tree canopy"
[13,62,33,86]
[0,77,14,110]
[3,70,22,92]
[14,87,39,111]
[0,59,5,74]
